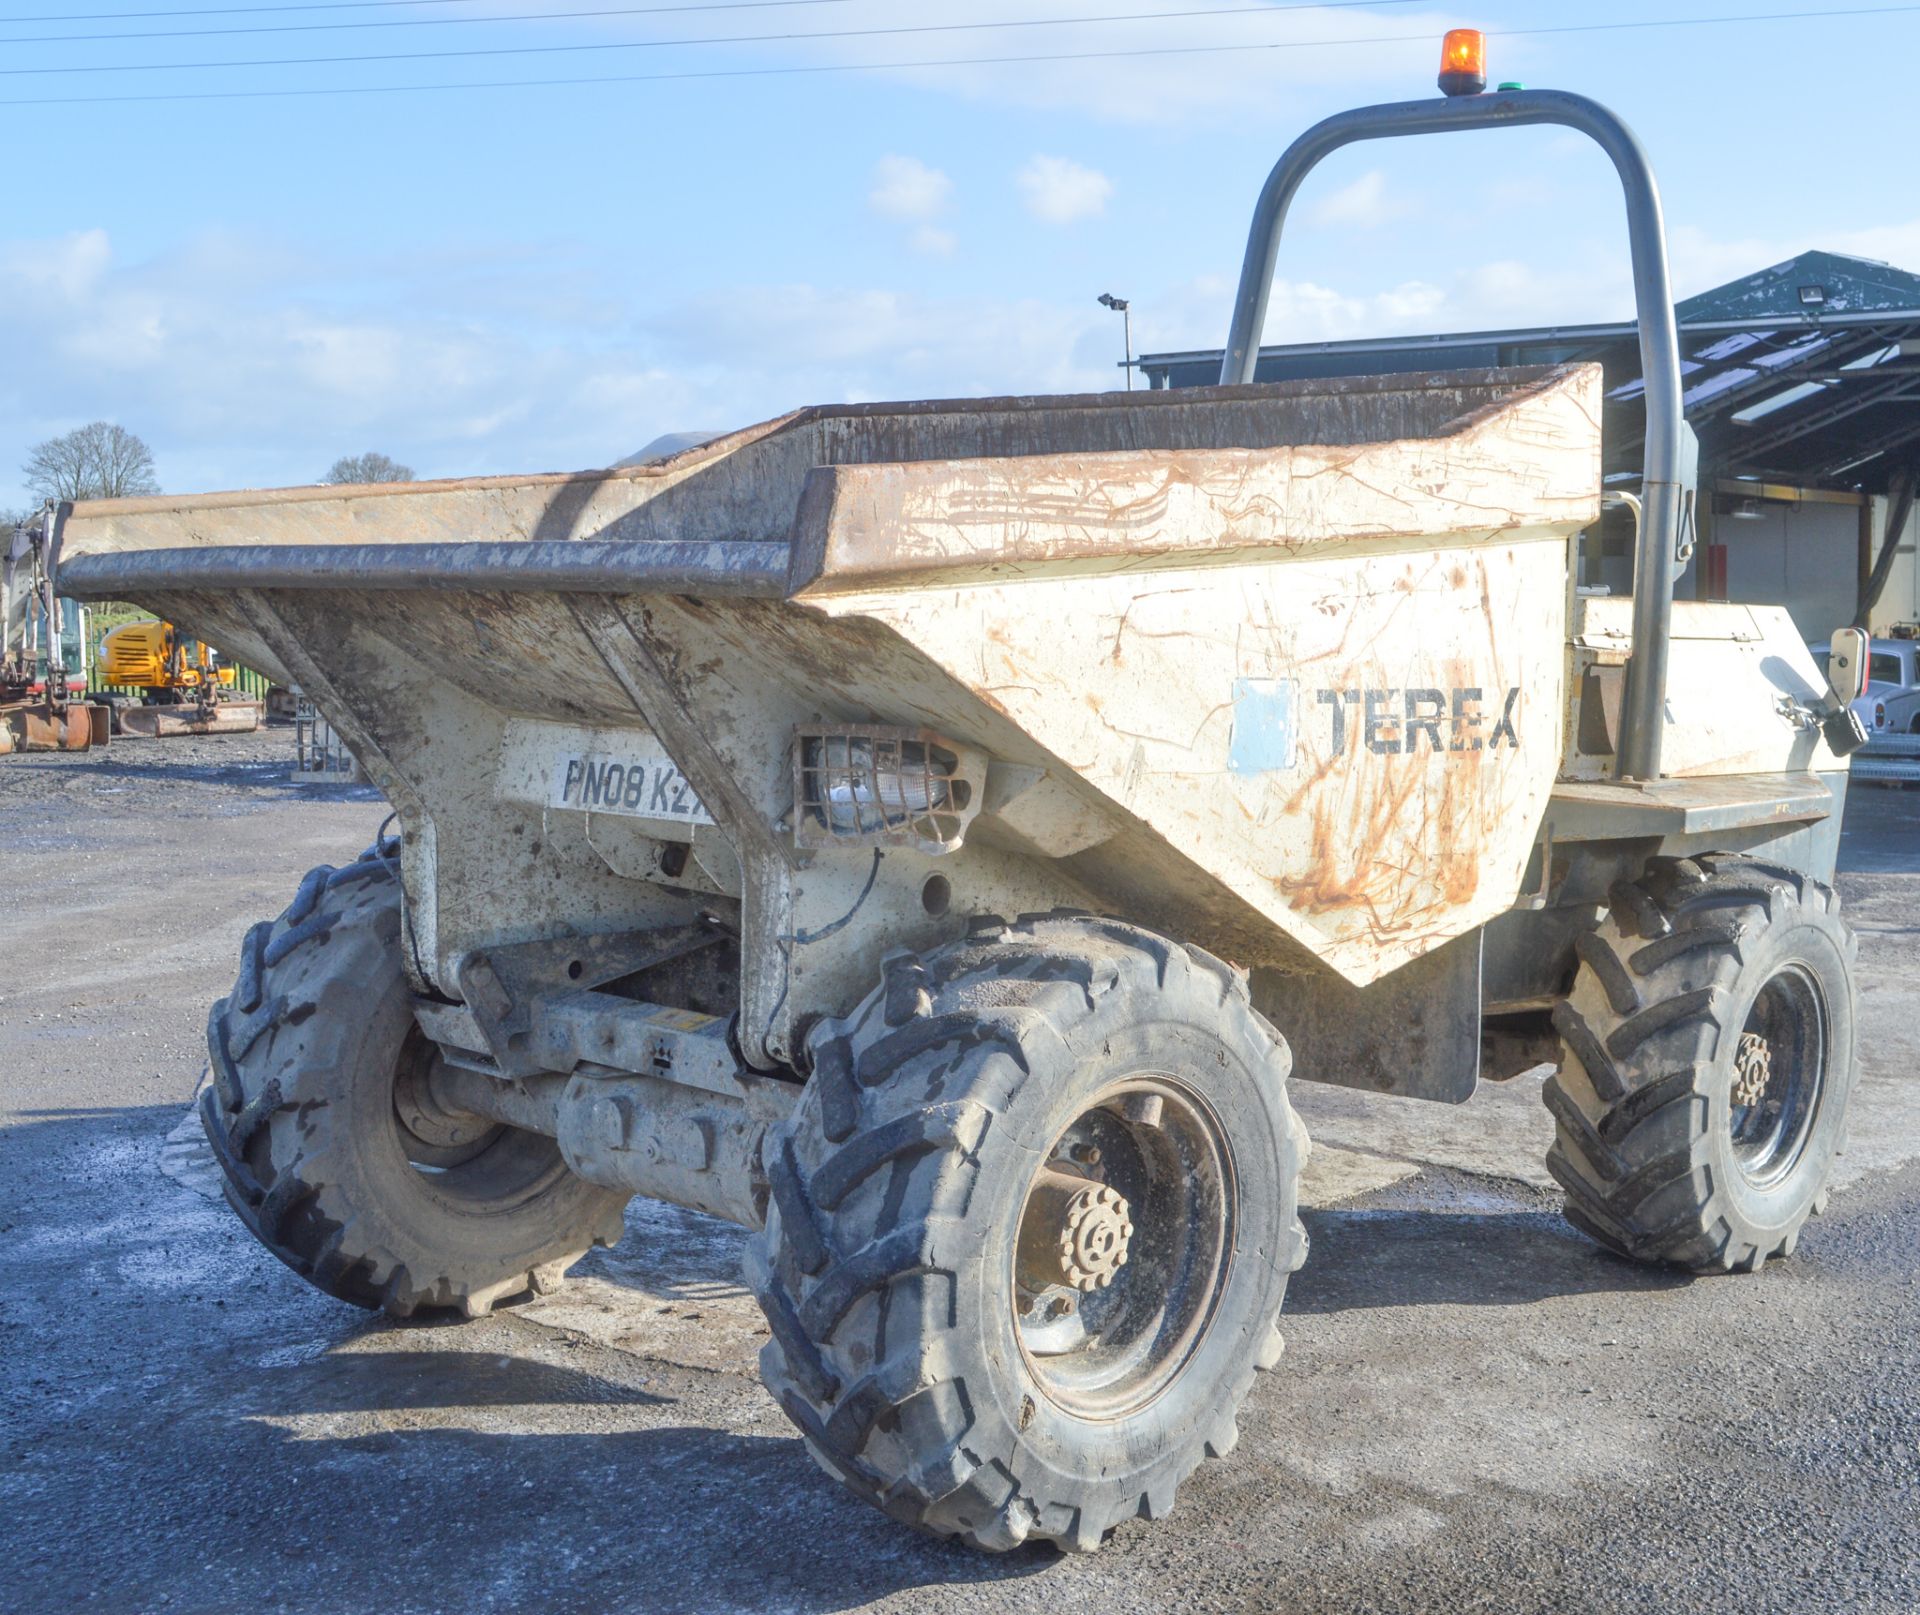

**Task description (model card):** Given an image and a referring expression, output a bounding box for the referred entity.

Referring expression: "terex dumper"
[54,47,1874,1554]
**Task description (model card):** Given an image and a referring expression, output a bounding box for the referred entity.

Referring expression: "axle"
[429,1056,789,1230]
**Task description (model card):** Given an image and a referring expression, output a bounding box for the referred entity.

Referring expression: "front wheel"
[747,914,1307,1553]
[1545,855,1857,1272]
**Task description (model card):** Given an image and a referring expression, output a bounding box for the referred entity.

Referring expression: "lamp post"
[1097,292,1132,390]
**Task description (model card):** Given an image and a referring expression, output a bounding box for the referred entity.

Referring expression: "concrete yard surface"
[3,731,1919,1614]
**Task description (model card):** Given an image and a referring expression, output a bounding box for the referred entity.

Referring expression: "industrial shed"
[1139,251,1920,642]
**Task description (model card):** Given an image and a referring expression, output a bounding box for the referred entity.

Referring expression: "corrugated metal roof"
[1676,251,1920,322]
[1138,252,1920,492]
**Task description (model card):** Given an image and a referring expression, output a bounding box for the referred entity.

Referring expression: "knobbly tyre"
[54,35,1872,1554]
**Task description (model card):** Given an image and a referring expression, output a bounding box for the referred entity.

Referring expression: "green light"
[1497,81,1526,91]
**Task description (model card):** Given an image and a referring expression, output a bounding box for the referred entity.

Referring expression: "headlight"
[794,725,985,853]
[819,740,948,830]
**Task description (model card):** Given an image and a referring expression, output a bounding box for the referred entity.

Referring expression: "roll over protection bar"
[1221,88,1692,781]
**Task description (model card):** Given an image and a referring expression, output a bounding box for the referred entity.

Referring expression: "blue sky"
[5,0,1919,506]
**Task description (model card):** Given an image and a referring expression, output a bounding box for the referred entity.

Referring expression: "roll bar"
[1221,88,1691,782]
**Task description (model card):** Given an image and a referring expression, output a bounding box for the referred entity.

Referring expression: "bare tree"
[324,451,415,486]
[22,422,160,502]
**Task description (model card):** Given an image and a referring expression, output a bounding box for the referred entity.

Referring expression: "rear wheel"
[1545,855,1857,1272]
[748,914,1307,1553]
[201,842,627,1316]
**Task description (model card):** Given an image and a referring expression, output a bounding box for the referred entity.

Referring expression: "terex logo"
[1316,686,1520,755]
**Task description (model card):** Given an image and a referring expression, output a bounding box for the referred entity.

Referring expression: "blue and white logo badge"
[1228,678,1298,776]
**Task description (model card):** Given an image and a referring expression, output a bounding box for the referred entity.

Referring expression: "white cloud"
[1668,220,1920,301]
[0,227,111,307]
[0,228,1122,506]
[867,155,952,221]
[12,211,1914,512]
[1133,259,1634,356]
[1435,216,1920,334]
[1017,155,1113,225]
[1201,275,1447,347]
[1309,170,1407,230]
[642,282,1110,401]
[909,226,957,258]
[1097,269,1460,366]
[0,229,708,499]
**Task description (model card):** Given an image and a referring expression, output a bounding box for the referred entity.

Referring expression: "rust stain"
[1433,747,1483,908]
[1280,742,1342,815]
[1276,803,1352,914]
[1270,634,1501,939]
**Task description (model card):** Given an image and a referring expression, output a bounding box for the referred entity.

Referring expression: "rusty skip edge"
[54,361,1583,537]
[55,456,1586,603]
[52,364,1600,603]
[54,501,1569,603]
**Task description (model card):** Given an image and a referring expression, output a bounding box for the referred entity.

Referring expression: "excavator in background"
[96,617,264,737]
[1,511,107,755]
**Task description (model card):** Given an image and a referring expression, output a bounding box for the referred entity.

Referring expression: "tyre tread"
[748,911,1304,1553]
[199,835,621,1318]
[1546,854,1855,1275]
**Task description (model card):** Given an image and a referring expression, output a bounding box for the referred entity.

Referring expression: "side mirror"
[1826,627,1870,706]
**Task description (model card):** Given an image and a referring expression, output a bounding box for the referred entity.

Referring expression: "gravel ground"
[3,736,1917,1615]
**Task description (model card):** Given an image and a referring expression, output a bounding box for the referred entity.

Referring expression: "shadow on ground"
[1291,1202,1693,1313]
[42,747,378,804]
[0,1103,1743,1615]
[2,1106,1054,1615]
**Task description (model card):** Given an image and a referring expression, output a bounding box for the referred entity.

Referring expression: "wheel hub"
[1008,1078,1235,1418]
[1728,963,1829,1191]
[1731,1031,1772,1109]
[391,1045,501,1169]
[1024,1168,1135,1292]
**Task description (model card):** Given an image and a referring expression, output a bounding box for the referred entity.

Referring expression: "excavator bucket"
[114,699,263,739]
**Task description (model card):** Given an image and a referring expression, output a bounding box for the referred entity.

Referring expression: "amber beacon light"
[1437,28,1487,96]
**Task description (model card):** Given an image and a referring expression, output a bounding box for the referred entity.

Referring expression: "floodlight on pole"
[1098,292,1133,391]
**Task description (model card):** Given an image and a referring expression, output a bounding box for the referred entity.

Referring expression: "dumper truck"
[53,41,1873,1555]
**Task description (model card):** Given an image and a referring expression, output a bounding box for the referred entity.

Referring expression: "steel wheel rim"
[388,1030,569,1210]
[1009,1076,1235,1420]
[1728,962,1827,1191]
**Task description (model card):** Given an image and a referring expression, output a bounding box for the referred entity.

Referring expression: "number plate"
[548,746,714,825]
